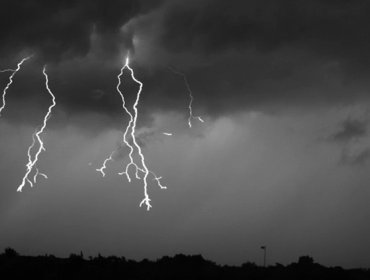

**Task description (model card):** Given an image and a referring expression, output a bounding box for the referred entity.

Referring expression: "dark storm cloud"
[330,119,367,143]
[0,0,162,61]
[139,0,370,115]
[4,0,370,120]
[161,0,370,61]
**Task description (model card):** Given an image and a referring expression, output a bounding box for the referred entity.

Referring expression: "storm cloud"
[0,0,162,61]
[1,0,370,269]
[3,0,370,117]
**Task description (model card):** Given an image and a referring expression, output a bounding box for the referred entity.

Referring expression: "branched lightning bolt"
[0,56,32,116]
[97,56,166,210]
[168,67,204,128]
[96,151,114,177]
[17,65,56,192]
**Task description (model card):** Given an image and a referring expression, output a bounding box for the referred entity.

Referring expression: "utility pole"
[260,246,267,267]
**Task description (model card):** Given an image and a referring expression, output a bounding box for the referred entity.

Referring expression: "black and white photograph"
[1,1,370,279]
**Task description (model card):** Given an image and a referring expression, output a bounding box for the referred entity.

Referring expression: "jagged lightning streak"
[96,151,115,177]
[17,66,56,192]
[97,56,166,210]
[168,67,204,128]
[126,57,166,210]
[0,56,32,116]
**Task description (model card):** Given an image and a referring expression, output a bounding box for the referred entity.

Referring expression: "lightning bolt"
[0,56,32,116]
[168,67,204,128]
[96,151,114,177]
[97,55,166,210]
[17,65,56,192]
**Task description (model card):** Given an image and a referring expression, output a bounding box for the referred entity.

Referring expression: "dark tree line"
[0,247,369,280]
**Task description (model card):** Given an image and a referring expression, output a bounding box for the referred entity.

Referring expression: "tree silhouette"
[3,247,19,258]
[0,248,369,280]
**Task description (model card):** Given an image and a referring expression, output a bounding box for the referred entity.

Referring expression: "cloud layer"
[1,0,370,268]
[3,0,370,118]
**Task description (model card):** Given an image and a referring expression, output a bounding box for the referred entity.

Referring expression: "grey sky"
[1,0,370,268]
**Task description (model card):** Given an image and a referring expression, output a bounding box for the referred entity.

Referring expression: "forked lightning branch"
[0,55,204,210]
[96,56,166,211]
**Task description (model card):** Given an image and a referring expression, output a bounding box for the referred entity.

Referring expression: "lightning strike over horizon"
[97,55,166,211]
[168,67,204,128]
[0,56,32,116]
[17,65,56,192]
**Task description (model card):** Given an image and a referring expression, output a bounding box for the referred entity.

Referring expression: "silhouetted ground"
[0,248,369,279]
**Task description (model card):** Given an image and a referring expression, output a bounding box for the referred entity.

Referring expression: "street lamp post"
[260,246,267,267]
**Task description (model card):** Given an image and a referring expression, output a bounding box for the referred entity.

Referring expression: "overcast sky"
[1,0,370,268]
